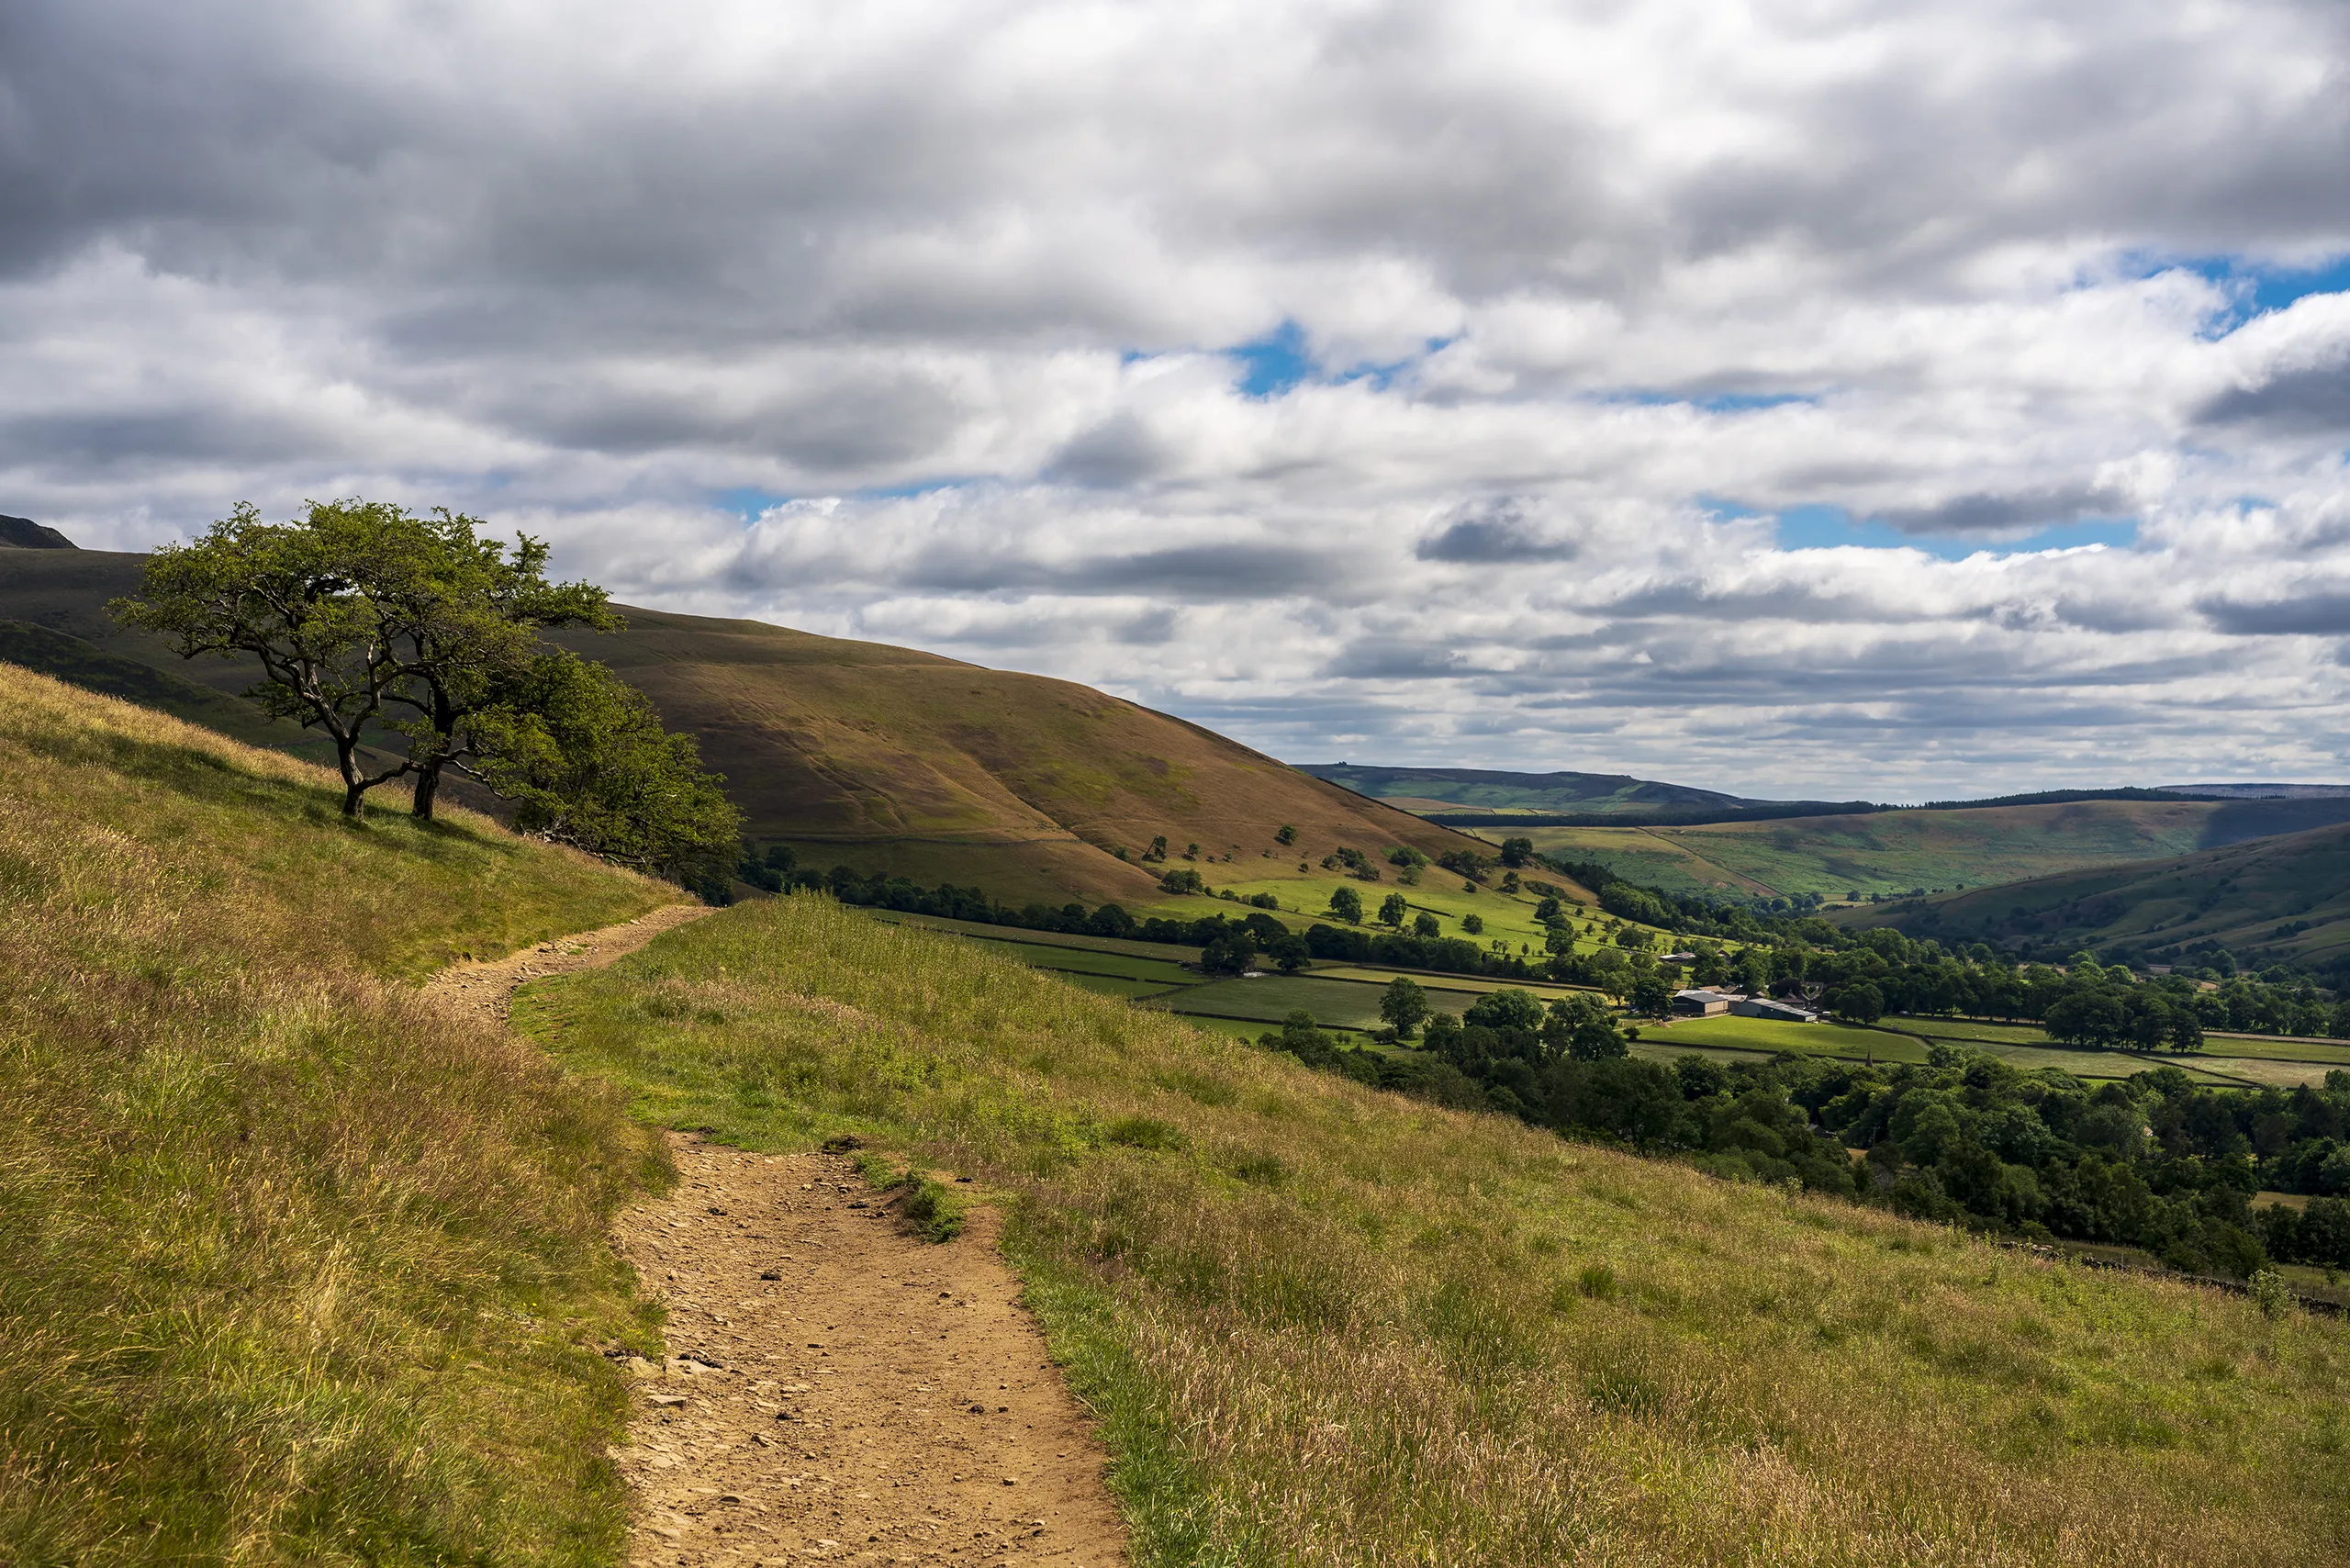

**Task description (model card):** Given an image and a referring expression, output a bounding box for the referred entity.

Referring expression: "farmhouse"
[1730,997,1818,1023]
[1671,988,1737,1017]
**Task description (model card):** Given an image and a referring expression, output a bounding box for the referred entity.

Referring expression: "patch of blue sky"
[711,479,980,521]
[2116,251,2350,336]
[1707,500,2138,560]
[1217,321,1454,398]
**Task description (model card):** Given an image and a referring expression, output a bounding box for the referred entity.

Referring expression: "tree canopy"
[114,498,739,882]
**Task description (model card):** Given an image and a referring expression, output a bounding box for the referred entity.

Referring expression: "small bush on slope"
[520,894,2350,1568]
[0,664,674,1563]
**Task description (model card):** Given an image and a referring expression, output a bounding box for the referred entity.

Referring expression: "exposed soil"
[418,899,717,1021]
[421,905,1131,1567]
[610,1138,1129,1567]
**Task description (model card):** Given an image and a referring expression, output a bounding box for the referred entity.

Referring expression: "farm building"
[1729,997,1818,1023]
[1671,989,1737,1017]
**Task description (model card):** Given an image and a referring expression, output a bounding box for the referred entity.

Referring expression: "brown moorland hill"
[545,604,1494,904]
[0,549,1494,906]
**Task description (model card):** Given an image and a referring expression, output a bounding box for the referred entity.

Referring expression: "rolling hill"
[1499,796,2350,904]
[1297,760,1767,816]
[0,547,1490,906]
[1839,817,2350,973]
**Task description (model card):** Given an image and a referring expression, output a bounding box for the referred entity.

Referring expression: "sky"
[6,1,2350,800]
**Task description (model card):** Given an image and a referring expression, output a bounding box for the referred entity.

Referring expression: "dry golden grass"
[0,662,676,1563]
[525,896,2350,1567]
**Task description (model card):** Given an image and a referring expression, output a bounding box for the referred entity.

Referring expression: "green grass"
[1649,1014,1930,1061]
[0,662,675,1564]
[1061,971,1191,1000]
[520,892,2350,1567]
[869,908,1204,962]
[1160,974,1394,1030]
[1893,1015,2061,1046]
[2196,1035,2350,1066]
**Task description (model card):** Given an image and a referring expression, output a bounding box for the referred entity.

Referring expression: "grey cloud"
[1872,485,2130,538]
[2195,364,2350,434]
[1046,417,1166,488]
[2199,590,2350,634]
[1416,500,1579,563]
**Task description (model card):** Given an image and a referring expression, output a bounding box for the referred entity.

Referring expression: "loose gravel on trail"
[610,1138,1128,1568]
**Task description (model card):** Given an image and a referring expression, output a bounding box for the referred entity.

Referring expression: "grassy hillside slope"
[520,896,2348,1567]
[0,548,1486,908]
[0,663,675,1563]
[1300,761,1756,816]
[1509,796,2350,902]
[1841,818,2350,971]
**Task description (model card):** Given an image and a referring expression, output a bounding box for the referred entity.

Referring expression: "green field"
[1158,974,1394,1029]
[869,909,1201,961]
[1893,1014,2061,1046]
[1503,796,2350,904]
[1058,970,1189,1000]
[1649,1014,1928,1060]
[954,937,1198,987]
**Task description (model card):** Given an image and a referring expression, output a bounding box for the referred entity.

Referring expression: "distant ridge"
[0,516,74,550]
[2155,782,2350,799]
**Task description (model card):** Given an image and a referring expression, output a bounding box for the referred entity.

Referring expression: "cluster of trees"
[1317,981,2324,1278]
[113,499,738,882]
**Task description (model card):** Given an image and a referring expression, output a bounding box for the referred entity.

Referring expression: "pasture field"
[2197,1034,2350,1065]
[1894,1015,2061,1046]
[2192,1056,2340,1089]
[1649,1014,1930,1061]
[1312,966,1602,1001]
[870,909,1201,962]
[946,938,1198,988]
[518,894,2350,1568]
[1059,971,1189,1000]
[1158,973,1394,1030]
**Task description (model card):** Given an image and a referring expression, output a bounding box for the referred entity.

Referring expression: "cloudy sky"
[6,1,2350,798]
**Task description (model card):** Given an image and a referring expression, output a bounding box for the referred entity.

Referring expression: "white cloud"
[5,0,2350,792]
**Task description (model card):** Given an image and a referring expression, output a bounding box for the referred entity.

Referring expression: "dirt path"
[419,901,716,1021]
[422,904,1131,1568]
[611,1137,1129,1567]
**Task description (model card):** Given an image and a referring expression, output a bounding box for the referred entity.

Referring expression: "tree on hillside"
[1378,891,1409,927]
[1275,824,1297,846]
[462,651,741,884]
[1828,982,1885,1026]
[1499,836,1533,868]
[1327,886,1363,924]
[113,499,617,818]
[1412,911,1442,938]
[1460,913,1484,935]
[1380,976,1429,1037]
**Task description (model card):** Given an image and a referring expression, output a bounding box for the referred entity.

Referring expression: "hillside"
[0,661,675,1560]
[1505,796,2350,903]
[1841,817,2350,972]
[517,893,2350,1565]
[1298,760,1762,816]
[0,548,1489,907]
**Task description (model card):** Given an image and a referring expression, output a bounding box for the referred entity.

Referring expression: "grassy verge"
[518,893,2350,1566]
[0,664,675,1563]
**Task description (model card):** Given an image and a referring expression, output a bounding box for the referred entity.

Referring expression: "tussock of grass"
[0,664,674,1562]
[523,894,2350,1567]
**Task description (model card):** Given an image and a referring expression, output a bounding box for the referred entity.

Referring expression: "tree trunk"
[411,760,441,819]
[337,734,366,817]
